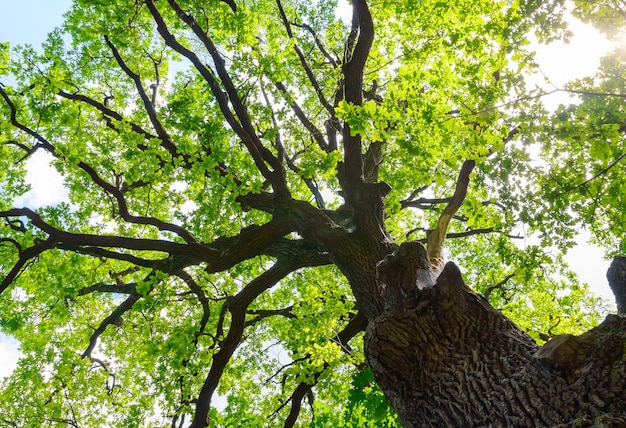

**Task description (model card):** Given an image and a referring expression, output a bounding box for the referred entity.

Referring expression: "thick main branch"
[340,0,374,187]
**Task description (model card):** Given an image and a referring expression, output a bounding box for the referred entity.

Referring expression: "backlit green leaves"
[0,0,622,426]
[523,46,626,255]
[0,42,9,76]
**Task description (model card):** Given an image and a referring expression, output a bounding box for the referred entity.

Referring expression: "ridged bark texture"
[365,246,626,428]
[607,256,626,315]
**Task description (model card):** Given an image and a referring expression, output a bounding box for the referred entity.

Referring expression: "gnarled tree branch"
[82,286,142,358]
[189,251,329,428]
[0,238,56,294]
[1,86,198,243]
[145,0,289,196]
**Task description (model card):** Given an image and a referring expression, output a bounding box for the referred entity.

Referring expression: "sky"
[0,0,72,46]
[0,1,620,380]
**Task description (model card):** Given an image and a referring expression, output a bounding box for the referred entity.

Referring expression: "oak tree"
[0,0,624,426]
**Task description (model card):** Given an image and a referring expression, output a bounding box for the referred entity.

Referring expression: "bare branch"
[57,90,158,141]
[175,269,211,341]
[1,208,214,258]
[408,227,523,241]
[166,0,288,191]
[175,270,212,406]
[282,153,327,209]
[264,355,309,386]
[555,152,626,197]
[0,86,56,154]
[1,139,30,152]
[427,160,476,270]
[57,244,158,268]
[259,80,326,208]
[331,311,366,355]
[274,81,329,152]
[444,228,521,240]
[483,273,515,301]
[0,417,18,427]
[282,383,314,428]
[403,185,431,203]
[245,306,295,327]
[77,161,199,243]
[562,88,626,99]
[1,139,42,164]
[4,217,26,233]
[220,0,237,12]
[258,80,286,162]
[166,0,253,137]
[0,237,22,253]
[402,197,453,210]
[78,282,137,296]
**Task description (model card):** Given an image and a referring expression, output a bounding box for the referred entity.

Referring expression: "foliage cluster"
[0,0,623,426]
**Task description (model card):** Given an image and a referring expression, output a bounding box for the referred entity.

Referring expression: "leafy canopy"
[0,0,623,426]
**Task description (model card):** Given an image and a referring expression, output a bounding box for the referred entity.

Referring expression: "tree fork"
[366,250,626,427]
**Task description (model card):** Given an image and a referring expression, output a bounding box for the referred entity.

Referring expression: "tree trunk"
[364,245,626,427]
[607,256,626,315]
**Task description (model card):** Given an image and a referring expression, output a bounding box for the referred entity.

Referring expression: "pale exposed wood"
[427,160,476,270]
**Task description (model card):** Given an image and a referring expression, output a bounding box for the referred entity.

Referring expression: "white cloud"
[14,151,69,208]
[564,236,614,306]
[0,334,21,379]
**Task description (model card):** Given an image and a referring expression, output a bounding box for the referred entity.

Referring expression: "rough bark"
[365,244,626,427]
[607,256,626,315]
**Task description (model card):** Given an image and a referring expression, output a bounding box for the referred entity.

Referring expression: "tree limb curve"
[427,160,476,271]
